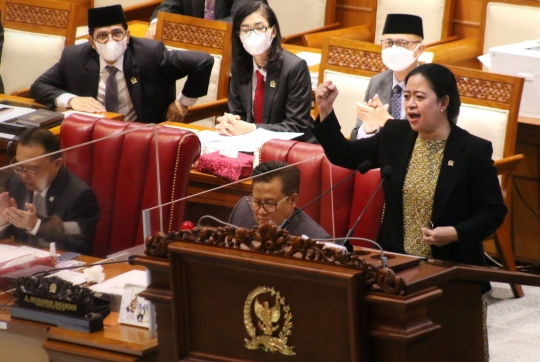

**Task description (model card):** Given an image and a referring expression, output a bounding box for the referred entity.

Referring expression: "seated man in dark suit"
[30,5,214,124]
[0,128,99,255]
[229,161,330,240]
[145,0,268,39]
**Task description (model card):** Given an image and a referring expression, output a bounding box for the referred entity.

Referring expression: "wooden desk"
[0,247,157,362]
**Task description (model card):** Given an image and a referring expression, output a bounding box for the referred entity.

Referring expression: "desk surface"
[0,243,157,361]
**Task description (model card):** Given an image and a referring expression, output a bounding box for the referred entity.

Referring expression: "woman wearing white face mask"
[351,14,425,140]
[215,2,315,142]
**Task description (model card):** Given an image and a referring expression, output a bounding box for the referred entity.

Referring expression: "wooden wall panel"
[336,0,373,27]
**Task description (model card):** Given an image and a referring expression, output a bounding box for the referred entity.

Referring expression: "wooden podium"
[135,227,540,362]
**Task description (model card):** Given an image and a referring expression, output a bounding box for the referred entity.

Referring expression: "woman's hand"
[315,81,339,121]
[216,113,255,136]
[421,226,459,247]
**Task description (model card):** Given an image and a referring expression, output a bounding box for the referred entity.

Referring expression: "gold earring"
[440,109,444,113]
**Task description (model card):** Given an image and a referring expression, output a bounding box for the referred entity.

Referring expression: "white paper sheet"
[89,269,147,296]
[48,270,87,285]
[0,246,50,265]
[196,128,303,153]
[62,110,107,119]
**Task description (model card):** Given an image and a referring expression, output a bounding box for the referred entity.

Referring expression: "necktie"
[253,70,265,124]
[34,193,47,217]
[204,0,215,20]
[105,66,119,113]
[390,85,402,119]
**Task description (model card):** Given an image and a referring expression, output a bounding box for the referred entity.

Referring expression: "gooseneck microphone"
[343,165,393,250]
[279,160,373,230]
[33,255,139,278]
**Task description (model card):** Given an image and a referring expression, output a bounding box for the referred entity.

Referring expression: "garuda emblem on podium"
[243,286,295,356]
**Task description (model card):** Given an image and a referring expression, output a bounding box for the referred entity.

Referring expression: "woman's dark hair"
[232,1,283,83]
[405,63,461,124]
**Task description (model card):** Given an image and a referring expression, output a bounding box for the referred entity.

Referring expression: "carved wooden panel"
[327,45,386,73]
[5,3,69,29]
[455,76,513,104]
[161,21,226,50]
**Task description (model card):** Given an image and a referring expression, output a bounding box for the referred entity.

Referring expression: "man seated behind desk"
[229,161,330,240]
[0,128,99,255]
[30,5,214,124]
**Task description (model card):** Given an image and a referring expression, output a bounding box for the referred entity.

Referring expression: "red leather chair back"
[61,115,201,257]
[260,139,383,242]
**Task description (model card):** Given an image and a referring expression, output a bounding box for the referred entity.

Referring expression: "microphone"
[342,165,393,253]
[280,160,373,230]
[319,237,388,267]
[33,255,139,278]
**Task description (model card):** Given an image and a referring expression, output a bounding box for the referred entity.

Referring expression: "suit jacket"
[151,0,268,22]
[350,69,393,139]
[0,21,5,94]
[229,196,331,240]
[30,37,213,123]
[228,50,315,142]
[314,112,507,278]
[2,167,99,255]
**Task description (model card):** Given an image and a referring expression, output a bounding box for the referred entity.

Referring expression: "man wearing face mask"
[350,14,424,139]
[30,5,214,123]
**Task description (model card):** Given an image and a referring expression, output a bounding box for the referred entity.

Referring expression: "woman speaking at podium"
[313,63,506,360]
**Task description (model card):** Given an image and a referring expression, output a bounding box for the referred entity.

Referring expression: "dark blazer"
[314,112,507,275]
[0,20,5,94]
[229,196,331,240]
[30,37,213,124]
[228,50,315,142]
[2,167,99,255]
[350,69,393,139]
[150,0,268,22]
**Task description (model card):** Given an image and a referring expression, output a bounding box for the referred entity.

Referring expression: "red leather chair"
[60,115,201,257]
[260,139,384,246]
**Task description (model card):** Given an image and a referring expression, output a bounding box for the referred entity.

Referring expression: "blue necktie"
[390,85,402,119]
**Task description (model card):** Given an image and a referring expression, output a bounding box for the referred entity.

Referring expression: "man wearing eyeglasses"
[350,14,425,140]
[30,5,214,124]
[0,128,99,255]
[228,161,330,240]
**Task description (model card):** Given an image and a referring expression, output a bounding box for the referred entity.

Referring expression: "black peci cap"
[88,5,127,30]
[382,14,424,39]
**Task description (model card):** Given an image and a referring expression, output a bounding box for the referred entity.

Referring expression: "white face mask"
[240,27,273,56]
[381,44,420,72]
[94,37,128,63]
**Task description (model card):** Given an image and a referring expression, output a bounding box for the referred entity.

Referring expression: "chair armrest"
[10,87,32,98]
[281,22,340,45]
[183,98,229,124]
[123,0,162,22]
[494,154,524,176]
[302,24,371,49]
[428,38,480,65]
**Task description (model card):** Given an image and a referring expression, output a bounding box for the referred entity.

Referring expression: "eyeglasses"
[94,29,127,44]
[247,195,289,213]
[12,159,52,178]
[380,38,421,49]
[238,25,271,37]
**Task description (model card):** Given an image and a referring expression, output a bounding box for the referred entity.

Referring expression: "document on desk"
[0,106,35,123]
[196,128,303,153]
[89,269,147,296]
[0,246,50,265]
[295,51,322,66]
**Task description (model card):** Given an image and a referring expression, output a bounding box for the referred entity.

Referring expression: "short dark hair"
[18,128,61,159]
[252,161,300,196]
[232,1,283,83]
[405,63,461,124]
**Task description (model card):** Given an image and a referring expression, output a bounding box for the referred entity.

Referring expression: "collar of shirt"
[99,55,125,73]
[252,58,267,79]
[391,72,405,90]
[33,184,51,200]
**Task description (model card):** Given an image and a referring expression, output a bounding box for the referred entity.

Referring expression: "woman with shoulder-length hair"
[215,1,314,142]
[313,63,506,360]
